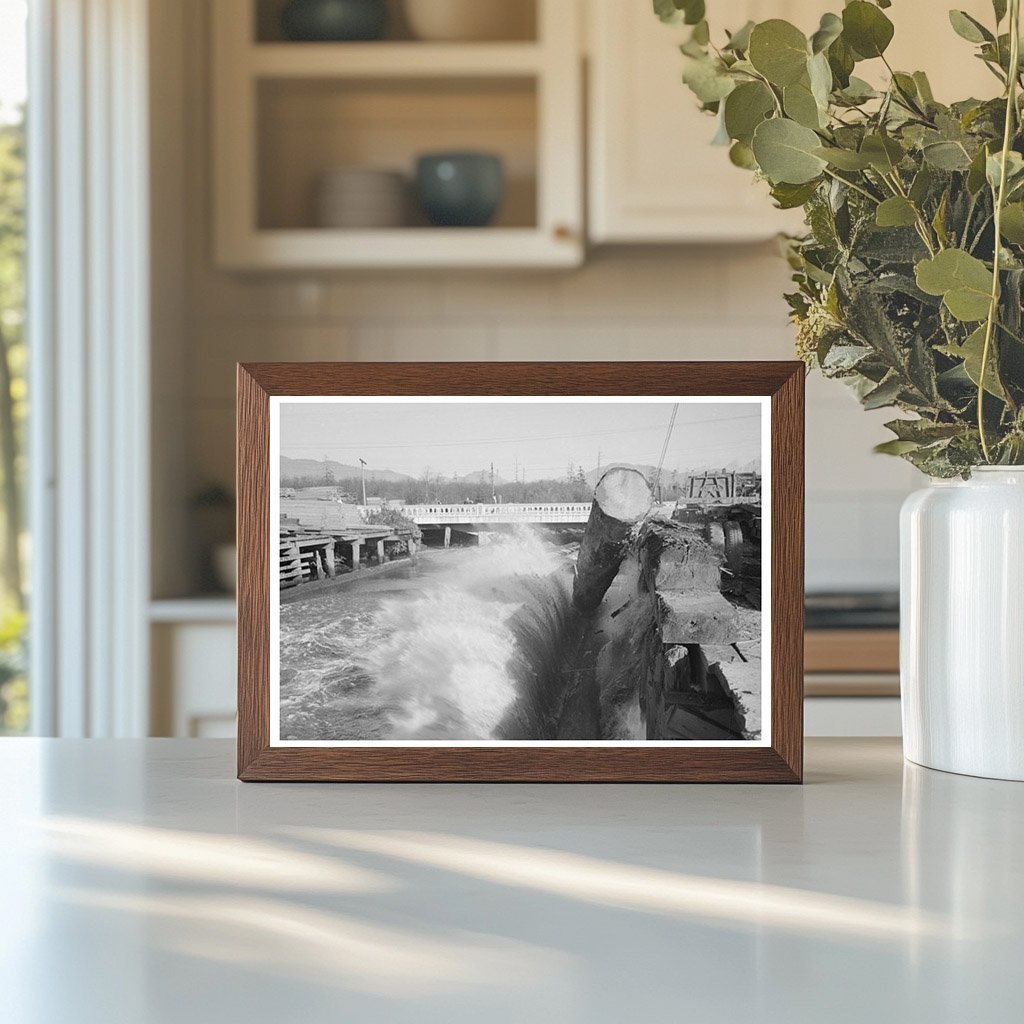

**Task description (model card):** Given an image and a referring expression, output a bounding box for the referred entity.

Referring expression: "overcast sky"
[279,400,761,480]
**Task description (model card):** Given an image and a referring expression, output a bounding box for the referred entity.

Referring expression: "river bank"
[279,548,438,606]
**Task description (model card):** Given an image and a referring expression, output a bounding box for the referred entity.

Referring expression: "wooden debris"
[659,591,738,645]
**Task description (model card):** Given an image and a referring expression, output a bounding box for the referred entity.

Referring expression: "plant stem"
[822,167,881,204]
[979,0,1021,462]
[884,170,939,254]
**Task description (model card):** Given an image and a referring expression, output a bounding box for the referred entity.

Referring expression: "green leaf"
[653,0,705,26]
[1000,203,1024,245]
[884,418,963,443]
[940,325,1006,397]
[909,164,933,205]
[771,180,820,209]
[913,71,935,104]
[724,20,755,53]
[948,10,994,44]
[876,197,918,228]
[837,76,879,104]
[922,140,973,171]
[808,51,833,108]
[860,133,904,173]
[842,1,895,59]
[751,118,828,184]
[827,36,856,88]
[682,0,705,24]
[682,57,736,104]
[862,374,903,409]
[748,20,809,86]
[932,190,950,247]
[986,150,1024,191]
[814,146,872,170]
[784,81,824,129]
[729,140,757,170]
[874,439,922,455]
[892,72,922,109]
[967,144,991,193]
[915,249,994,321]
[810,12,843,54]
[723,81,775,144]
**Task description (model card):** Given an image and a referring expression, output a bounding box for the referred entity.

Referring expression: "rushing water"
[279,529,586,741]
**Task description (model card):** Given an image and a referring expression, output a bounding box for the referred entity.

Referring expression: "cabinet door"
[587,0,997,244]
[587,0,806,243]
[212,0,584,269]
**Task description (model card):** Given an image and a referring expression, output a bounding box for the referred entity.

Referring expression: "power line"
[652,403,679,498]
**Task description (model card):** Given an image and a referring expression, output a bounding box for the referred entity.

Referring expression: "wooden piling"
[572,466,653,613]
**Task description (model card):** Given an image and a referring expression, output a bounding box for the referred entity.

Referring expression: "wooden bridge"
[279,498,418,588]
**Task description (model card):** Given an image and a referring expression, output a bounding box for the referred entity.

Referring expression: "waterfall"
[357,528,581,740]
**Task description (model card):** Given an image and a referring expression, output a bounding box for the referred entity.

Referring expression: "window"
[0,0,27,735]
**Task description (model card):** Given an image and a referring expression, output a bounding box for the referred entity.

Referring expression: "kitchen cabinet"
[211,0,583,269]
[587,0,811,243]
[587,0,998,244]
[150,600,237,737]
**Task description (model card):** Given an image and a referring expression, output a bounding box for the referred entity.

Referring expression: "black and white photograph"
[270,397,769,746]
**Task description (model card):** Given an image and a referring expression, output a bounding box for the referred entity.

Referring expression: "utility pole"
[359,458,367,506]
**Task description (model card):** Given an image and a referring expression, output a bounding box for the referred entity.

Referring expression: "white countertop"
[1,738,1020,1023]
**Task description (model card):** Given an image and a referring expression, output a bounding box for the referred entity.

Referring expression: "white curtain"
[28,0,150,736]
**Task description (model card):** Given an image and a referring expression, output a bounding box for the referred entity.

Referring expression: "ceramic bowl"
[316,168,407,228]
[281,0,388,42]
[415,152,504,228]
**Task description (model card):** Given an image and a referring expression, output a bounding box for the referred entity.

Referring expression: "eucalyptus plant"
[657,0,1024,475]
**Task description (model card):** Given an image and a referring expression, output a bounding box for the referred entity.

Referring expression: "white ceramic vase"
[900,467,1024,780]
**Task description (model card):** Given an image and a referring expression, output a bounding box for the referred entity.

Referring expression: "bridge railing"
[359,502,593,524]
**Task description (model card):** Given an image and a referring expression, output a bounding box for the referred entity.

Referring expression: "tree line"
[281,472,597,504]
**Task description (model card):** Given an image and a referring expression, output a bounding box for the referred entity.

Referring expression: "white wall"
[157,0,920,599]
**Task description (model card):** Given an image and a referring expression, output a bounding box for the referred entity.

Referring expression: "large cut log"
[573,466,653,613]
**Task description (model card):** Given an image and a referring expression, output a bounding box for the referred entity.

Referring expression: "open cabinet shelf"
[212,0,583,269]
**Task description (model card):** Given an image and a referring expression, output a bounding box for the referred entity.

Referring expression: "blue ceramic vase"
[281,0,388,42]
[415,153,505,228]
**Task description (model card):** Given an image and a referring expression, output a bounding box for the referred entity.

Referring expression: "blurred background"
[0,0,998,740]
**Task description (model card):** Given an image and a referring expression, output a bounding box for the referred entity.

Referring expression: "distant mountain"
[280,456,414,484]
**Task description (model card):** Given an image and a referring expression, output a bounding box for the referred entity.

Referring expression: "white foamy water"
[359,529,575,740]
[279,529,580,741]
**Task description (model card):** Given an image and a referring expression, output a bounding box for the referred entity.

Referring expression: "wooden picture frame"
[237,362,804,782]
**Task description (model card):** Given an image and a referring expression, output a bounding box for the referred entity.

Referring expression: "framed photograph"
[237,362,803,782]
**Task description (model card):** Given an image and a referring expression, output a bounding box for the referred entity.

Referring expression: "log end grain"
[594,466,654,523]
